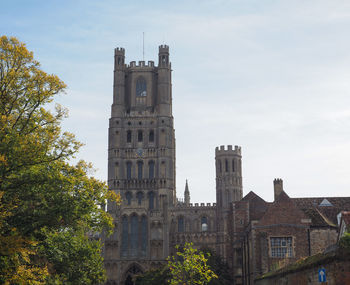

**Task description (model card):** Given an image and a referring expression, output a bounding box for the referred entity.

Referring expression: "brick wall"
[255,249,350,285]
[255,259,350,285]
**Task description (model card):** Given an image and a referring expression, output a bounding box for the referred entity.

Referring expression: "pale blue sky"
[2,0,350,202]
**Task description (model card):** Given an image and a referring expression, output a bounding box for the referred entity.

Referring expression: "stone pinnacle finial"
[184,179,190,206]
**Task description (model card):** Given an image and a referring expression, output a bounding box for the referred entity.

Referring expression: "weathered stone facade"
[104,45,350,285]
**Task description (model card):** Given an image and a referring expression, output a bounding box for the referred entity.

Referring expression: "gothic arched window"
[178,216,184,233]
[126,192,132,205]
[126,161,132,180]
[148,160,155,179]
[137,161,143,180]
[141,216,148,256]
[121,216,128,257]
[138,130,143,142]
[136,77,147,97]
[201,216,208,232]
[149,130,154,142]
[225,159,228,172]
[127,130,132,143]
[232,159,235,172]
[130,215,138,256]
[148,191,155,210]
[136,191,143,205]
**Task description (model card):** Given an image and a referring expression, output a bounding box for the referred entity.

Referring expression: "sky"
[1,0,350,202]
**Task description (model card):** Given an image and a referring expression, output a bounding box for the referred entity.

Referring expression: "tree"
[200,248,233,285]
[0,35,120,284]
[167,242,218,285]
[135,266,170,285]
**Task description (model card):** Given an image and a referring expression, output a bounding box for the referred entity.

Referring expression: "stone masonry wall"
[310,228,337,255]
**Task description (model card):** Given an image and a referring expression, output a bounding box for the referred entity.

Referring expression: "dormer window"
[136,77,147,97]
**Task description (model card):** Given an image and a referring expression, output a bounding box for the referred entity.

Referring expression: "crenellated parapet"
[128,60,155,68]
[215,144,241,156]
[175,202,216,209]
[114,47,125,55]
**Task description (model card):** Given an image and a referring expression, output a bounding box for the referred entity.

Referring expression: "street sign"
[318,268,326,282]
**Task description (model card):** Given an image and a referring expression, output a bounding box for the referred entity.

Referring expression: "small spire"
[185,179,189,193]
[184,179,190,206]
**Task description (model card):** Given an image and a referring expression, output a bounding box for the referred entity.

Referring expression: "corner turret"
[158,45,169,68]
[112,47,126,116]
[157,45,172,116]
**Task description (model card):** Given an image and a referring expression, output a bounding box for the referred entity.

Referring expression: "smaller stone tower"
[215,145,243,261]
[215,145,243,208]
[184,179,190,206]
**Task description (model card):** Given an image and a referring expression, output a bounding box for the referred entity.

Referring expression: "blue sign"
[318,268,326,282]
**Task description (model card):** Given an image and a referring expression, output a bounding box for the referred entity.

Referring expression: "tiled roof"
[293,197,350,227]
[292,197,350,209]
[301,208,336,227]
[242,191,268,220]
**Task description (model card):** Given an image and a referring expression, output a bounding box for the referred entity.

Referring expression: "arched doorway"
[123,264,143,285]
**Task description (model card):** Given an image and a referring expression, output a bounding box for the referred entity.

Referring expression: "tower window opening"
[130,215,138,256]
[178,217,184,232]
[141,216,148,256]
[118,57,121,65]
[126,161,132,180]
[232,159,235,172]
[121,216,128,257]
[201,216,208,232]
[126,192,132,205]
[148,191,155,210]
[137,191,144,205]
[127,130,132,143]
[225,159,228,172]
[137,161,143,180]
[136,76,147,97]
[149,160,155,179]
[138,130,143,142]
[149,130,154,142]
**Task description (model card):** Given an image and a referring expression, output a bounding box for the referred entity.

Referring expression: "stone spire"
[184,179,190,206]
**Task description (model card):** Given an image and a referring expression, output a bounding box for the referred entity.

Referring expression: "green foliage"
[339,232,350,251]
[136,248,232,285]
[135,265,170,285]
[40,230,105,285]
[167,242,218,285]
[200,248,233,285]
[0,35,120,284]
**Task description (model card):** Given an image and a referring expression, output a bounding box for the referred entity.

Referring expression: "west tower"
[105,45,175,284]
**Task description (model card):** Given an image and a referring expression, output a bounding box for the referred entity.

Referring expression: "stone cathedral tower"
[105,45,176,284]
[215,145,243,259]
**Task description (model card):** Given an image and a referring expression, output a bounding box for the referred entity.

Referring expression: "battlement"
[128,60,155,68]
[114,47,125,55]
[215,145,241,155]
[175,202,216,208]
[159,44,169,53]
[274,178,283,184]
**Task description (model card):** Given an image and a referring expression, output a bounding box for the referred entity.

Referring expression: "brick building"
[103,45,350,285]
[230,179,350,284]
